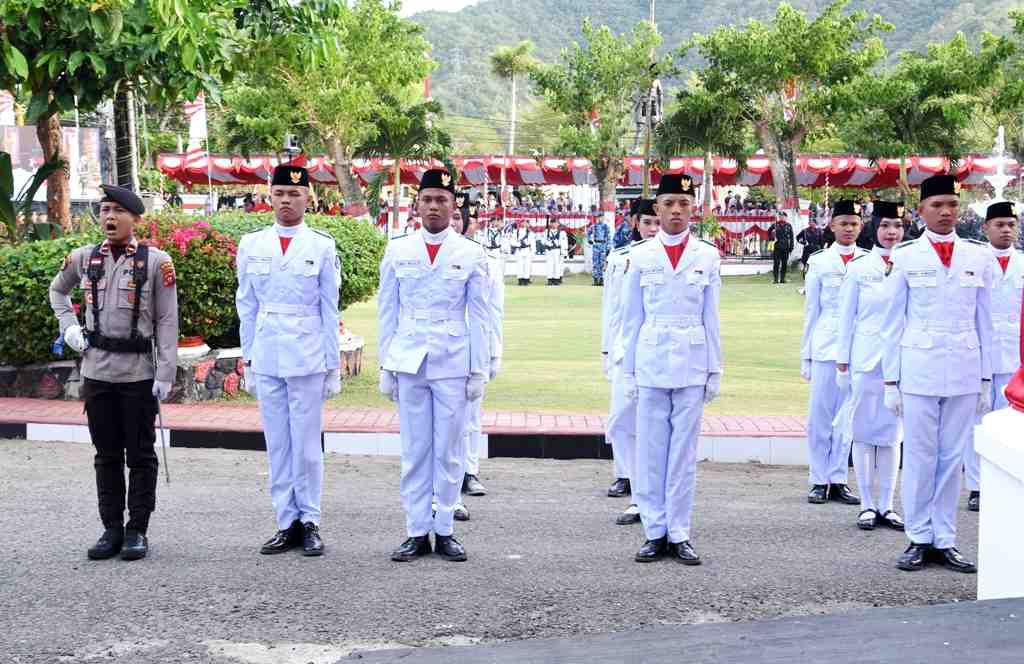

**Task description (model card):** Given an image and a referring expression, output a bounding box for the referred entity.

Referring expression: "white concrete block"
[27,423,78,443]
[324,433,378,456]
[769,437,808,466]
[695,436,713,462]
[711,436,770,464]
[377,434,403,456]
[975,408,1024,601]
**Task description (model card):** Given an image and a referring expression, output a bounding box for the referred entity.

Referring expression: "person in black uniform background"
[49,185,179,561]
[769,214,795,284]
[797,218,824,277]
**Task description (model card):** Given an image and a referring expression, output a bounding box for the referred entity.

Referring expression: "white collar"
[658,229,687,246]
[423,227,450,244]
[873,246,892,258]
[274,222,305,237]
[991,244,1014,258]
[835,242,856,255]
[923,228,957,243]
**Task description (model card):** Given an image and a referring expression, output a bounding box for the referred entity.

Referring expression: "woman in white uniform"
[835,202,906,531]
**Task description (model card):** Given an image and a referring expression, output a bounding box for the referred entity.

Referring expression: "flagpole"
[206,135,214,214]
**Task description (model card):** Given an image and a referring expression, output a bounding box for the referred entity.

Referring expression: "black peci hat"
[271,165,310,187]
[420,169,456,195]
[656,174,696,197]
[873,201,905,220]
[99,184,145,216]
[920,174,960,201]
[637,199,657,217]
[833,199,862,217]
[986,201,1019,222]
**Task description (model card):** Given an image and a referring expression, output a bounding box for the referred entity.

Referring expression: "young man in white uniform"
[236,165,342,557]
[511,217,533,285]
[801,200,867,505]
[542,217,569,285]
[835,202,906,532]
[378,169,490,562]
[619,175,722,564]
[882,174,993,574]
[602,199,660,524]
[962,201,1022,512]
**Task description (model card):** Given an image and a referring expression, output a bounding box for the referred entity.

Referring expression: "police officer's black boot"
[121,529,149,561]
[87,525,124,560]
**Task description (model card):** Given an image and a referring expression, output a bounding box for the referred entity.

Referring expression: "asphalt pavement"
[0,439,980,663]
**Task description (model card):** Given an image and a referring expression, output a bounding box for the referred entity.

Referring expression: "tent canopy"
[157,153,1020,190]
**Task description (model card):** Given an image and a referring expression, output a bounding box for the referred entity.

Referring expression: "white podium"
[974,407,1024,600]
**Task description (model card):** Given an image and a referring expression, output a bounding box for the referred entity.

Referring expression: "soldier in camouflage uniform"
[49,185,179,562]
[587,215,612,286]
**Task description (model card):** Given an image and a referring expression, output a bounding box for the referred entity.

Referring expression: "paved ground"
[0,397,807,436]
[0,439,979,664]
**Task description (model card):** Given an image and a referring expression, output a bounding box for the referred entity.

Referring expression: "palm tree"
[489,40,537,156]
[355,97,453,237]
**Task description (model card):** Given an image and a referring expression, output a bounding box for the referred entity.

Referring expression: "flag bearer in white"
[236,165,341,557]
[542,217,569,285]
[882,174,993,574]
[963,201,1022,513]
[601,198,659,525]
[619,174,722,565]
[801,200,867,506]
[378,169,490,563]
[835,202,906,533]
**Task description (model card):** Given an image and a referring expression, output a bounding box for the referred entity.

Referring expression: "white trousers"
[635,385,704,543]
[964,372,1011,491]
[902,392,975,548]
[545,251,564,279]
[464,388,484,477]
[397,364,468,537]
[256,372,325,529]
[516,251,532,279]
[807,360,850,486]
[606,361,636,481]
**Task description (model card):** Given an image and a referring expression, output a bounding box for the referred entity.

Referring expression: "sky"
[399,0,481,17]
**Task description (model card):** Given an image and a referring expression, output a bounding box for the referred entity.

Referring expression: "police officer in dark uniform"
[49,185,179,561]
[769,214,795,284]
[797,218,824,276]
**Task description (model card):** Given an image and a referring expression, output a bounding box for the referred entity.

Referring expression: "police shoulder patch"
[159,260,176,287]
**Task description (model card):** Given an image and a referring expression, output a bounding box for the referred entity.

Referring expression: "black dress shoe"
[668,540,702,565]
[120,529,148,561]
[896,543,931,571]
[615,505,641,525]
[635,536,667,562]
[967,491,980,512]
[880,510,905,531]
[807,485,828,504]
[463,474,487,496]
[87,526,124,560]
[857,509,878,530]
[935,547,977,574]
[607,477,631,498]
[301,522,324,557]
[260,520,302,555]
[435,534,467,562]
[828,484,860,505]
[391,535,431,562]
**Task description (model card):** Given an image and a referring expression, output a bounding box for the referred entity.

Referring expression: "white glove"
[977,381,992,416]
[64,324,88,353]
[323,369,342,401]
[489,357,501,382]
[152,380,171,401]
[835,368,851,390]
[623,373,638,402]
[602,354,611,381]
[242,364,259,399]
[800,359,812,382]
[883,385,902,417]
[379,369,398,403]
[467,373,486,401]
[704,372,721,404]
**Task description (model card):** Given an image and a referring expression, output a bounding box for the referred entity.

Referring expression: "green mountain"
[412,0,1018,132]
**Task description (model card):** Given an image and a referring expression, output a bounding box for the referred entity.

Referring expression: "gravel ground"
[0,439,979,663]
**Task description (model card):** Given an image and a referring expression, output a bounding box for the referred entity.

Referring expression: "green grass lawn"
[330,270,809,416]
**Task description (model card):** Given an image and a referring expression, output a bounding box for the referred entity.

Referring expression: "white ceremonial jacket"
[988,248,1024,375]
[485,250,505,362]
[542,229,568,255]
[509,227,533,255]
[835,249,896,373]
[620,233,722,389]
[881,236,995,397]
[378,230,490,380]
[601,240,647,364]
[801,244,868,362]
[482,226,507,259]
[236,224,341,378]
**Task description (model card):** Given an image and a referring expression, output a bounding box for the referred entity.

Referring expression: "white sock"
[852,442,877,512]
[876,445,900,514]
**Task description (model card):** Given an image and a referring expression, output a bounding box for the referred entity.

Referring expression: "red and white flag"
[0,90,15,126]
[183,93,208,145]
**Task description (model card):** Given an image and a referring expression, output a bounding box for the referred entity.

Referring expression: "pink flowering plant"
[136,216,238,340]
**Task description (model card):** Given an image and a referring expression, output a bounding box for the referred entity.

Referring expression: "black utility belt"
[87,331,152,354]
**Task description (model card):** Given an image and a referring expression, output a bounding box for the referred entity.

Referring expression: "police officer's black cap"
[420,169,456,195]
[986,201,1019,222]
[833,199,862,217]
[920,174,961,201]
[637,199,657,217]
[99,185,145,216]
[271,165,310,188]
[873,201,904,220]
[656,174,696,197]
[629,198,641,216]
